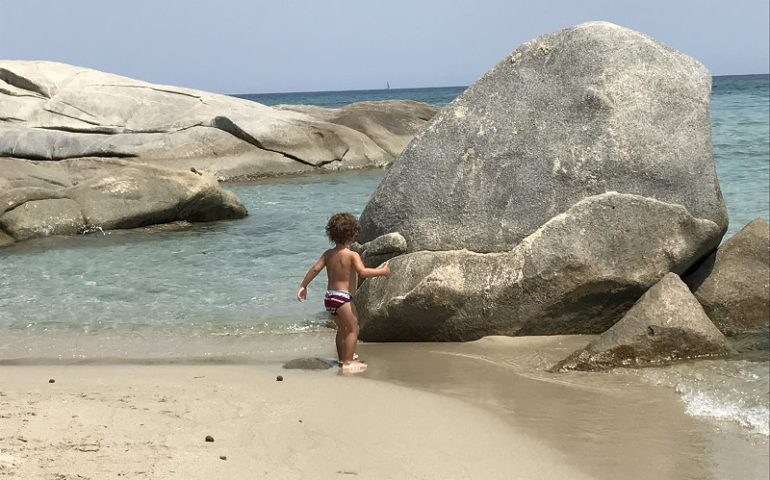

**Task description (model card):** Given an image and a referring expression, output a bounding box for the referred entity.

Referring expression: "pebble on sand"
[276,375,284,382]
[205,435,214,442]
[219,455,227,460]
[48,379,55,383]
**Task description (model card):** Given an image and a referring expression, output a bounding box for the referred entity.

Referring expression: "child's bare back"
[323,246,360,294]
[296,213,390,374]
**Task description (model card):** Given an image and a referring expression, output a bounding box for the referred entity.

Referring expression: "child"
[297,212,390,374]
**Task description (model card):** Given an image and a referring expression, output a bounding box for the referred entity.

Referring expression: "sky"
[1,0,768,94]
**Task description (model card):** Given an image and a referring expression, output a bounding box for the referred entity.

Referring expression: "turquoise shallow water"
[0,76,768,435]
[1,76,767,353]
[711,75,770,237]
[0,171,385,361]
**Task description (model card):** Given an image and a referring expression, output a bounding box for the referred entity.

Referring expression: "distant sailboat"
[386,81,390,90]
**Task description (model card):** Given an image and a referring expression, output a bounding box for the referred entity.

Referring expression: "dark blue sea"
[1,76,768,438]
[234,86,465,109]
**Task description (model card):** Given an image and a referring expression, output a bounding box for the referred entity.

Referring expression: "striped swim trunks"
[324,290,352,315]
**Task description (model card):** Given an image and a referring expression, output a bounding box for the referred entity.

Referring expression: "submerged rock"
[551,273,730,372]
[685,218,770,335]
[360,21,726,252]
[357,193,721,341]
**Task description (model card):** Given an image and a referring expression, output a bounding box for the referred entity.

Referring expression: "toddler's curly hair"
[326,212,360,245]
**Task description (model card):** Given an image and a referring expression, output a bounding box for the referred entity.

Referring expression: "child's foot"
[341,360,367,375]
[335,354,359,367]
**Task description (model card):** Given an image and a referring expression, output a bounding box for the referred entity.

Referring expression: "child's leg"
[334,327,344,362]
[350,302,360,361]
[333,303,359,364]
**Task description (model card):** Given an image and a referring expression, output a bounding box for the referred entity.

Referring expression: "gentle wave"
[642,358,770,437]
[679,387,769,436]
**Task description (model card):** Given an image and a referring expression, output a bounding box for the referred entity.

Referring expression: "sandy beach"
[0,363,587,479]
[1,336,767,480]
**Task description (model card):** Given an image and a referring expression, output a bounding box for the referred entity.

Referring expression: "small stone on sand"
[219,455,227,460]
[205,435,214,442]
[276,375,283,382]
[48,379,55,383]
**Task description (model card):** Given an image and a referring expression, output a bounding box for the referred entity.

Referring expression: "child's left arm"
[297,254,326,302]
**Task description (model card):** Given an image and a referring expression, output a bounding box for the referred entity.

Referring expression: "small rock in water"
[48,379,55,383]
[276,375,284,382]
[205,435,214,442]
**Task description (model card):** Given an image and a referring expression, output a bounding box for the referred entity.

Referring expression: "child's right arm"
[297,254,326,302]
[352,252,391,279]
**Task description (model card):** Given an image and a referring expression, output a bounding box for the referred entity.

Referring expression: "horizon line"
[230,73,769,97]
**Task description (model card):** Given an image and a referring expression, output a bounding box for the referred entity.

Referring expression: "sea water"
[0,77,768,436]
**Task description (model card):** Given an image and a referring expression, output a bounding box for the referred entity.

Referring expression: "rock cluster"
[0,60,437,180]
[685,218,770,335]
[355,22,731,349]
[551,273,731,371]
[357,193,720,341]
[0,61,437,246]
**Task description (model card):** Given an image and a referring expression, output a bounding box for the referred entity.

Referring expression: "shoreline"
[358,336,770,480]
[1,337,767,480]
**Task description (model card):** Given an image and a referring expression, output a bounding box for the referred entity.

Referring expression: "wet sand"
[0,336,767,480]
[358,336,770,480]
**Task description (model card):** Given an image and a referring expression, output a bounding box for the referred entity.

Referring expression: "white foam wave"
[640,359,770,437]
[677,385,769,436]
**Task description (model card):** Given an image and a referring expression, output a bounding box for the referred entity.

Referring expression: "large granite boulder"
[355,22,728,341]
[685,218,770,335]
[0,61,437,180]
[0,158,246,246]
[551,273,730,372]
[359,21,727,252]
[357,193,721,341]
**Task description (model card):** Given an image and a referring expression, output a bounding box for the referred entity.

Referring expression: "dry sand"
[0,364,586,479]
[0,336,767,480]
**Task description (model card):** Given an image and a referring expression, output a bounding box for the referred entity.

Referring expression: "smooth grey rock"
[359,21,727,252]
[0,61,437,179]
[0,198,86,240]
[551,273,730,371]
[278,100,437,158]
[283,357,336,370]
[0,158,247,244]
[356,193,721,341]
[0,231,14,247]
[358,232,408,268]
[685,218,770,335]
